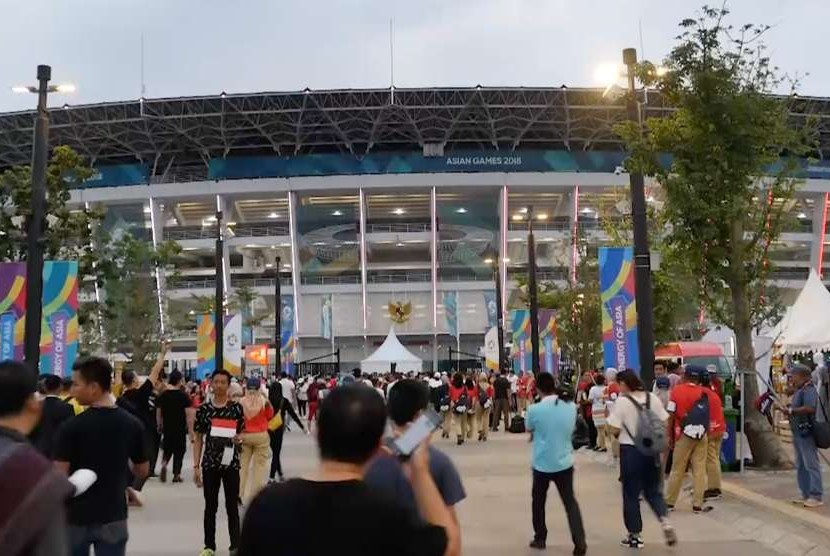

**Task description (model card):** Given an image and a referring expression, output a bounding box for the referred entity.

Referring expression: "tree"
[0,146,103,277]
[617,6,814,467]
[91,233,181,370]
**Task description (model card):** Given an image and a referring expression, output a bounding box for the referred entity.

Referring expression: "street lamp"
[597,49,657,385]
[12,65,75,373]
[214,211,224,369]
[526,207,541,376]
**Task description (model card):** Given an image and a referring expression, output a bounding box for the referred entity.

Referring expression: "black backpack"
[455,391,470,414]
[509,415,526,433]
[681,391,710,440]
[479,386,492,409]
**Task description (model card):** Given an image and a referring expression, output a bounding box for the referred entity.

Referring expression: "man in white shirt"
[508,373,519,412]
[279,374,296,408]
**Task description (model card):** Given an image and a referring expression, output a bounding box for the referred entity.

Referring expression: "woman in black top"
[268,381,305,482]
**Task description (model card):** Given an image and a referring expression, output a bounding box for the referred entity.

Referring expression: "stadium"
[2,86,830,370]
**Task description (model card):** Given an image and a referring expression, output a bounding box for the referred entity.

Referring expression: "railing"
[163,227,216,241]
[769,268,810,280]
[167,277,215,289]
[367,222,431,233]
[231,223,289,237]
[231,277,292,288]
[508,220,571,232]
[301,274,362,285]
[368,271,431,283]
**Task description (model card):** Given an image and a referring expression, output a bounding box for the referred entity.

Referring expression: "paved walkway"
[127,429,830,556]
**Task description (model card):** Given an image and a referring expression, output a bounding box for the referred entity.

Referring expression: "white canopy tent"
[361,327,423,374]
[776,270,830,353]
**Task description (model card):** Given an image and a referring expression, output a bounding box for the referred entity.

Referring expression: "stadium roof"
[0,86,828,183]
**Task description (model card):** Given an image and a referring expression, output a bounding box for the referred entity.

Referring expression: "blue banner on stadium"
[599,247,640,374]
[85,164,150,187]
[208,150,631,179]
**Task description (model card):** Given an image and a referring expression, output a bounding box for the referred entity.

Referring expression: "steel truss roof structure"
[0,86,827,183]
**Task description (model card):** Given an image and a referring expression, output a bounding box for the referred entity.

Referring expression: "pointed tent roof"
[361,327,422,374]
[777,270,830,353]
[363,327,422,362]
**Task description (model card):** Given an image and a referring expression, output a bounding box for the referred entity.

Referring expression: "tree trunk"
[730,222,791,468]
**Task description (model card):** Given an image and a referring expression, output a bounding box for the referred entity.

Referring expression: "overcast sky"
[0,0,824,112]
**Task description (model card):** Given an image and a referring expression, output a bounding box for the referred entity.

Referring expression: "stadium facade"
[2,86,830,369]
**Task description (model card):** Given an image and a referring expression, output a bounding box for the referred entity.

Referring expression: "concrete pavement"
[126,429,830,555]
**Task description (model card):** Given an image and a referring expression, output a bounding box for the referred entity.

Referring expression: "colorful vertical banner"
[483,291,498,329]
[280,295,296,376]
[196,314,215,380]
[0,263,26,362]
[223,313,242,376]
[444,291,458,339]
[196,313,244,379]
[321,294,333,340]
[510,309,559,374]
[599,246,640,373]
[39,262,80,377]
[484,326,499,371]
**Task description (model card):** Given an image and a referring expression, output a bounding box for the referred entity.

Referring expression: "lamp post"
[622,47,656,385]
[526,207,541,375]
[274,256,282,376]
[214,211,224,369]
[13,66,75,373]
[493,255,507,373]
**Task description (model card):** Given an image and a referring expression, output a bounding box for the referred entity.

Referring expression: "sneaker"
[666,504,675,512]
[704,489,722,501]
[199,549,215,556]
[573,543,587,555]
[126,487,143,508]
[661,522,678,547]
[693,505,714,514]
[804,499,825,508]
[791,497,807,505]
[159,467,167,483]
[172,475,183,483]
[621,534,644,548]
[456,437,464,446]
[528,539,546,550]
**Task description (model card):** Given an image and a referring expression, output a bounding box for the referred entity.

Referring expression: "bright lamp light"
[55,83,76,93]
[593,63,623,87]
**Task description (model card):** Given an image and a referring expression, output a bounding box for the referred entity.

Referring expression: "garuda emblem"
[388,301,412,323]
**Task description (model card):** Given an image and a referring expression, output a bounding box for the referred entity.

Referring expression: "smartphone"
[388,409,443,459]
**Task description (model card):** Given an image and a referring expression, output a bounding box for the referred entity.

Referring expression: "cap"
[789,363,812,376]
[655,376,671,389]
[246,376,261,390]
[434,372,440,379]
[684,365,707,379]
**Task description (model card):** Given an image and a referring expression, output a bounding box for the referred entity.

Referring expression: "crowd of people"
[1,345,826,556]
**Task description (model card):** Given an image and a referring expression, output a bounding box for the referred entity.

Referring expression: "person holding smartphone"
[365,379,467,523]
[239,385,461,556]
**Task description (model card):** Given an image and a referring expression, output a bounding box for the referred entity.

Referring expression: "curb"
[722,480,830,533]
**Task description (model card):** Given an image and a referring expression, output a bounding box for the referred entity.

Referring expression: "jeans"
[269,426,286,479]
[69,520,128,556]
[531,467,586,551]
[619,445,668,534]
[202,466,241,551]
[298,399,307,417]
[793,432,823,500]
[492,399,511,430]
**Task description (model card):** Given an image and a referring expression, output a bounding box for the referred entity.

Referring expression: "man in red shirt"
[702,370,726,501]
[665,366,712,513]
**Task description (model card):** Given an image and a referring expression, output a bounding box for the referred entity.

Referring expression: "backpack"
[439,393,451,412]
[454,391,470,414]
[479,387,492,410]
[509,415,526,433]
[681,391,710,440]
[622,393,668,457]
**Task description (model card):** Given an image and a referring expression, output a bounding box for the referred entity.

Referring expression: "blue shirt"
[790,383,819,437]
[364,445,466,520]
[526,396,576,473]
